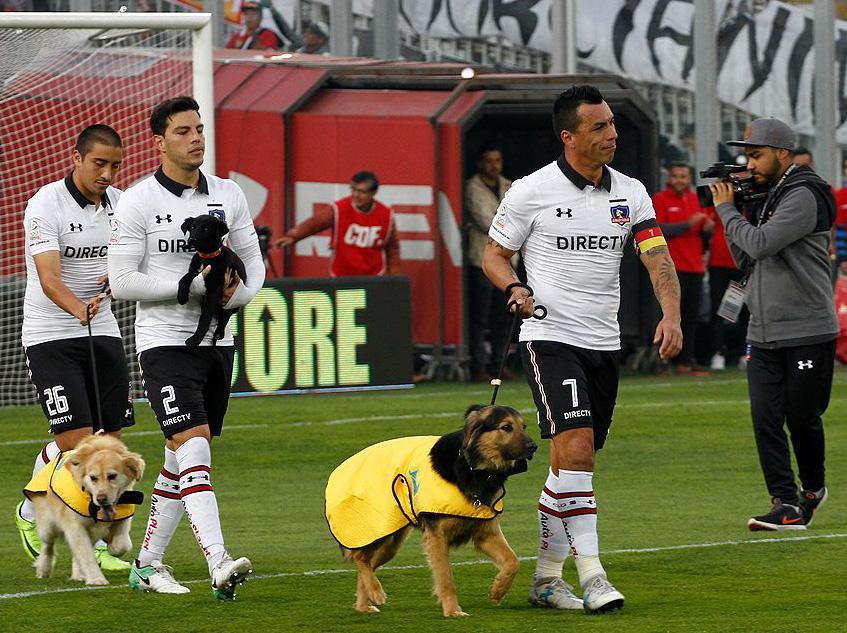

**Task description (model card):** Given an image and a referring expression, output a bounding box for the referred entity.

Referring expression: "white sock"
[535,468,570,580]
[20,441,61,521]
[556,469,606,587]
[176,437,227,575]
[137,448,185,567]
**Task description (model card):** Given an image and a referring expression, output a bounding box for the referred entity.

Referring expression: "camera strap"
[757,164,796,226]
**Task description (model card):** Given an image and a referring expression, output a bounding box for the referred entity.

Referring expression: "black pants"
[708,266,749,364]
[467,265,509,374]
[676,271,704,366]
[747,340,835,504]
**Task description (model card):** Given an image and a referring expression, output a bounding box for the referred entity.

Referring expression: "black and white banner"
[308,0,846,142]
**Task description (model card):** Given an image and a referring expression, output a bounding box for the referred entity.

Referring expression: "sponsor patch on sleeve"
[29,218,42,241]
[109,219,120,245]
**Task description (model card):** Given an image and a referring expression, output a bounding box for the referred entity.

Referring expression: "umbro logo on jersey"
[556,208,573,218]
[69,223,83,232]
[155,214,173,224]
[798,360,813,370]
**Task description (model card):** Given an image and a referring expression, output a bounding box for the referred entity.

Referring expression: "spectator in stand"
[653,162,715,375]
[465,145,513,382]
[273,171,399,277]
[793,147,813,167]
[833,157,847,280]
[225,1,284,51]
[293,21,330,54]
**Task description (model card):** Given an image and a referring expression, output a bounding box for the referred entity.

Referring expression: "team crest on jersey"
[208,208,226,222]
[609,204,630,225]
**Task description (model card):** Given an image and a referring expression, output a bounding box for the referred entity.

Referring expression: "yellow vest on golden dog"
[325,436,504,549]
[23,452,136,522]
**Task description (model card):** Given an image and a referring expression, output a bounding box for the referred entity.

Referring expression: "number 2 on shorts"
[161,385,179,415]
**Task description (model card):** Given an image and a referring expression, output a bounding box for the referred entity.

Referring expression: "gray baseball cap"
[727,117,796,151]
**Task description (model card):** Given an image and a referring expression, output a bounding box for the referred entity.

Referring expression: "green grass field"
[1,369,845,633]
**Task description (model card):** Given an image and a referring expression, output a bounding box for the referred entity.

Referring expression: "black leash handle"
[489,283,547,405]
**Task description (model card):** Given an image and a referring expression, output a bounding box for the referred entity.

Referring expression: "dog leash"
[85,283,110,430]
[489,282,546,406]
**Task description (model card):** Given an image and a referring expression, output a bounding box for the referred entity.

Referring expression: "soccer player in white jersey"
[109,97,264,599]
[484,85,683,613]
[15,124,134,572]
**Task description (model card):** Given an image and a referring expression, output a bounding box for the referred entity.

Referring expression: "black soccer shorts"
[25,336,134,435]
[139,346,235,439]
[520,340,620,450]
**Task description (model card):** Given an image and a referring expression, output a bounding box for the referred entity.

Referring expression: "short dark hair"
[794,146,812,158]
[479,144,502,158]
[351,171,379,191]
[75,124,122,156]
[150,96,200,135]
[666,161,692,173]
[552,85,604,136]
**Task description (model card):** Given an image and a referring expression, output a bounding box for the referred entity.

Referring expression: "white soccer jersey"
[489,156,656,351]
[109,168,263,353]
[22,176,122,347]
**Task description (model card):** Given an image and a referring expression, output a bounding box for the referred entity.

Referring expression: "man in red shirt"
[274,171,400,277]
[225,1,284,51]
[653,162,714,374]
[833,158,847,279]
[707,204,749,369]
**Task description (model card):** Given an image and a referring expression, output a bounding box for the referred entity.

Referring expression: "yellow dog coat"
[325,436,504,549]
[23,452,138,522]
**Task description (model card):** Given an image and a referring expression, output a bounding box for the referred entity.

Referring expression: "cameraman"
[710,118,837,531]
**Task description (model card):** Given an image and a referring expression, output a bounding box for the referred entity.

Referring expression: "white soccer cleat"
[128,559,190,594]
[582,574,625,613]
[211,555,253,601]
[528,575,583,610]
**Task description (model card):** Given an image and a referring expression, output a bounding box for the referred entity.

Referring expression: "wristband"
[504,281,533,297]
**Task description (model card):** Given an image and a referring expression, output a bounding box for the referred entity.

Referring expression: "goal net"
[0,12,212,406]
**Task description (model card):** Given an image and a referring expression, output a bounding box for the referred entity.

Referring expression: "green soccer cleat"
[128,559,190,594]
[94,545,131,571]
[211,555,253,601]
[14,500,40,561]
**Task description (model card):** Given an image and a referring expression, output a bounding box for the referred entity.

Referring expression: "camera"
[695,162,768,208]
[256,225,272,259]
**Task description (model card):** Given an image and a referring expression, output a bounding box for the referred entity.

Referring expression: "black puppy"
[177,215,247,347]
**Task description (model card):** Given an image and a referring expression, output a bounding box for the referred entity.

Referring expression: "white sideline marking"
[1,532,844,601]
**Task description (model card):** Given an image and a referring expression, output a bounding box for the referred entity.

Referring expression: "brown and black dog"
[325,404,537,617]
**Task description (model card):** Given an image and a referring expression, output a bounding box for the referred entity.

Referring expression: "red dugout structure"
[0,52,658,378]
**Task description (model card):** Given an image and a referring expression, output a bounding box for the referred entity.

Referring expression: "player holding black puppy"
[109,96,264,599]
[484,85,682,613]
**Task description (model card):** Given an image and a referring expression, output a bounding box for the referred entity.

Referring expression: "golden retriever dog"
[25,434,145,586]
[325,404,537,617]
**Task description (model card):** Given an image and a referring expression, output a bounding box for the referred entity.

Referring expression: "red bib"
[330,196,393,277]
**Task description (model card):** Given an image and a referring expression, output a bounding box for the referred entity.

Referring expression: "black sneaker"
[747,499,807,531]
[798,487,828,525]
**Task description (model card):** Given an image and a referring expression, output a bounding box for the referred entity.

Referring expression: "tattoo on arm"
[643,246,680,310]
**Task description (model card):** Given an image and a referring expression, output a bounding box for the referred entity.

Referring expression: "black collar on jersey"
[154,166,209,197]
[64,174,111,209]
[556,154,612,193]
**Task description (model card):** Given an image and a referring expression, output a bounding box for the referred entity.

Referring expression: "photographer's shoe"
[799,487,827,525]
[747,499,807,531]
